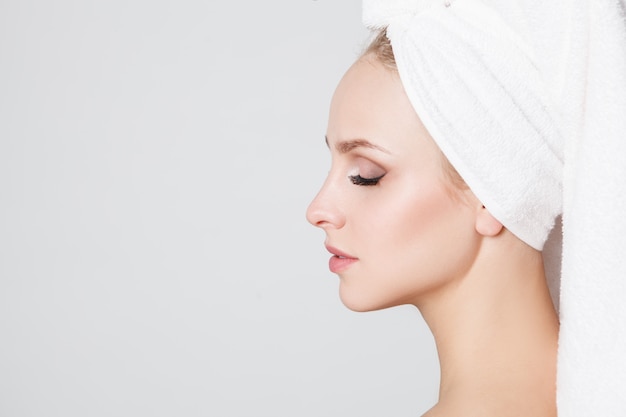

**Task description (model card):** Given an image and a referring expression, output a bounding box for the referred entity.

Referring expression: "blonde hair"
[363,29,468,192]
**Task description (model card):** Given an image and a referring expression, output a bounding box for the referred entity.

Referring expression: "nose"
[306,179,346,230]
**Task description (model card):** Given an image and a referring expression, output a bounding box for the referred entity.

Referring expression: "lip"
[325,244,358,273]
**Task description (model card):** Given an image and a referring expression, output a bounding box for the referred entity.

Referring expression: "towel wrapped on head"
[362,0,626,414]
[366,0,564,251]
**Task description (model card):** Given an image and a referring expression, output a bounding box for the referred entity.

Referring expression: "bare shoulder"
[421,405,487,417]
[421,400,555,417]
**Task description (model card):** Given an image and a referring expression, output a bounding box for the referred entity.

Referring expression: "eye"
[349,173,385,186]
[348,174,385,185]
[348,157,386,186]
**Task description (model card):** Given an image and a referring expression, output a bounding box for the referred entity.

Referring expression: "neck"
[417,234,559,417]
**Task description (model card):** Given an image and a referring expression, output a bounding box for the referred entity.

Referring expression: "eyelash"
[349,174,385,186]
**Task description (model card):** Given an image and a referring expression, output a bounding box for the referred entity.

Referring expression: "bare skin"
[308,55,559,417]
[419,229,558,417]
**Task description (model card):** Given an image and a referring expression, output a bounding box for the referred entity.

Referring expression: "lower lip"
[328,255,358,273]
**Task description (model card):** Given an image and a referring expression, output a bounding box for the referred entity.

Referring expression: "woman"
[307,0,626,416]
[307,28,559,417]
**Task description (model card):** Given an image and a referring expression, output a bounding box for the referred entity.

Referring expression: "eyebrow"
[325,136,391,154]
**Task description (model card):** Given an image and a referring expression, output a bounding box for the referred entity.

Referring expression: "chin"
[341,298,377,313]
[339,286,402,313]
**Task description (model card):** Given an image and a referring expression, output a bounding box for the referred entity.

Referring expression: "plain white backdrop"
[0,1,439,416]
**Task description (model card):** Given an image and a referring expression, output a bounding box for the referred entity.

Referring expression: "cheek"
[366,181,478,283]
[337,178,481,312]
[378,181,461,238]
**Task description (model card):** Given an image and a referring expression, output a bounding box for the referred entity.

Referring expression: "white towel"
[557,1,626,414]
[365,0,564,251]
[362,0,626,414]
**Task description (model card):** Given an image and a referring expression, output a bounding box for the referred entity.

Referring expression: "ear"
[475,205,503,237]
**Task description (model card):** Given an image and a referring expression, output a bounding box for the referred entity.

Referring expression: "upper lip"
[325,244,357,259]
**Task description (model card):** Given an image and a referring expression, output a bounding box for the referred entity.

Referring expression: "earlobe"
[475,205,503,237]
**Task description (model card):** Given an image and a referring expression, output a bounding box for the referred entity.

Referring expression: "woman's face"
[306,56,482,312]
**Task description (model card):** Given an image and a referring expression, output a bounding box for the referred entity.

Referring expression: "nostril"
[305,203,323,228]
[306,184,345,229]
[306,203,344,230]
[306,197,331,228]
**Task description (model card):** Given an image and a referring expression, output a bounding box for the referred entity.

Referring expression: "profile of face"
[306,55,488,312]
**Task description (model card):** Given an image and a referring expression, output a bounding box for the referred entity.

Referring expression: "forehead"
[327,56,430,154]
[329,57,403,126]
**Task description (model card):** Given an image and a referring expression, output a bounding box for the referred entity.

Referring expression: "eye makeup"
[349,173,385,186]
[348,157,387,186]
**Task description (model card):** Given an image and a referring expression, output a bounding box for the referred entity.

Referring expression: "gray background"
[0,1,439,415]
